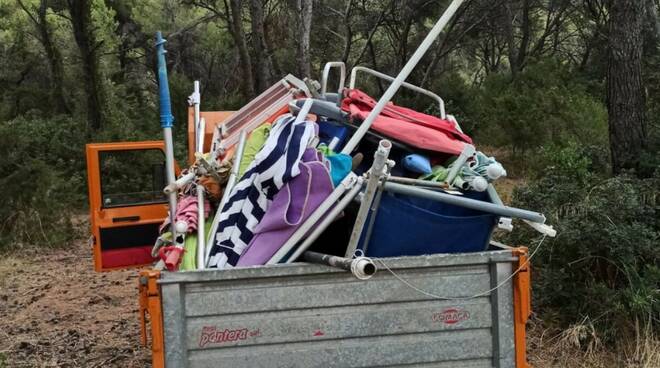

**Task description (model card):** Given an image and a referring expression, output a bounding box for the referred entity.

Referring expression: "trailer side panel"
[159,250,517,368]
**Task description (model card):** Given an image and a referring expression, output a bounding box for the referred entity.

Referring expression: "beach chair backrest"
[349,66,446,119]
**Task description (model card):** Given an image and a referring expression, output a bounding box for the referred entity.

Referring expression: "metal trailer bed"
[139,243,532,368]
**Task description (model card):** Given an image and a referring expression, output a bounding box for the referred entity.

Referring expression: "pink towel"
[160,195,210,233]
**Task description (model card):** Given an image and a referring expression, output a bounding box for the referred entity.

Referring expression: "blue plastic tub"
[360,190,498,257]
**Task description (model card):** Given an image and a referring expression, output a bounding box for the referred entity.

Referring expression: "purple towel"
[237,148,334,266]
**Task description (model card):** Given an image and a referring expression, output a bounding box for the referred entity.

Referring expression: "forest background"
[0,0,658,365]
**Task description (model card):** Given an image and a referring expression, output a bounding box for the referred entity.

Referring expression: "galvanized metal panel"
[185,298,493,350]
[183,267,491,317]
[160,249,519,368]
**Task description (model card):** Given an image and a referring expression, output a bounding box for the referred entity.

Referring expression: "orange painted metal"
[186,108,235,165]
[139,269,165,368]
[86,142,171,271]
[512,247,531,368]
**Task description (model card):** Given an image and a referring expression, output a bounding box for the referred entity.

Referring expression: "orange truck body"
[86,107,533,368]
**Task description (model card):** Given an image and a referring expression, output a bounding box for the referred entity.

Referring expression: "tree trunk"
[105,0,148,81]
[516,0,531,70]
[341,0,355,65]
[503,1,518,76]
[352,1,390,67]
[396,1,414,73]
[37,1,70,114]
[67,0,107,132]
[228,0,255,97]
[606,0,648,175]
[296,0,313,78]
[17,0,71,114]
[249,0,272,92]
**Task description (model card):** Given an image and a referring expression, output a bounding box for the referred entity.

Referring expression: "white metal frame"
[321,61,347,96]
[349,66,447,119]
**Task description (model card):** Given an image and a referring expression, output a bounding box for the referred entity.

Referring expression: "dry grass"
[528,316,660,368]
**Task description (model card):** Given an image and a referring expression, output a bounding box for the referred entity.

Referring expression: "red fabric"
[101,246,154,269]
[341,89,472,155]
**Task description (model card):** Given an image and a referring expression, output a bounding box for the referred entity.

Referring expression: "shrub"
[507,144,659,343]
[471,61,608,155]
[0,114,86,249]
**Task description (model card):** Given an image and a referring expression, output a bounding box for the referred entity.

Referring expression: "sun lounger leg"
[344,140,392,258]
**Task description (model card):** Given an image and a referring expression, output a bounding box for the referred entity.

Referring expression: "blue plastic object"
[403,154,432,174]
[156,32,174,128]
[318,119,349,151]
[360,190,497,257]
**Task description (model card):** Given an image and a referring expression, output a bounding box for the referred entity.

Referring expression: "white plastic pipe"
[197,118,206,153]
[446,144,475,187]
[341,0,465,154]
[191,81,207,270]
[163,172,195,194]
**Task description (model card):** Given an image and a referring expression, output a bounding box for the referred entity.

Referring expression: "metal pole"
[387,175,449,189]
[361,161,392,255]
[446,144,475,186]
[487,184,513,232]
[383,182,547,223]
[344,140,391,258]
[283,178,364,263]
[190,81,207,270]
[156,31,177,237]
[341,0,465,154]
[303,251,376,280]
[349,66,446,118]
[205,130,248,267]
[266,173,361,264]
[320,62,346,96]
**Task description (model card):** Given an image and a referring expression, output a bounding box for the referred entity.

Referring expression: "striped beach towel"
[207,114,316,269]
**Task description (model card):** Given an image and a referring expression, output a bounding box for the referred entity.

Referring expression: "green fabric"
[180,220,213,271]
[420,165,450,182]
[238,124,271,178]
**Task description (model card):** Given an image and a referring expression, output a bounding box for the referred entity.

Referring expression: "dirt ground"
[1,226,653,368]
[0,238,150,367]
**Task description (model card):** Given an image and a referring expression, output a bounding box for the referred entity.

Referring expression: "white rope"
[375,235,547,301]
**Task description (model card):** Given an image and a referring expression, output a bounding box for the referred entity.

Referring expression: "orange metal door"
[86,142,169,271]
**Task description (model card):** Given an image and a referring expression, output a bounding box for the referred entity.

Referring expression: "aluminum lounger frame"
[349,65,447,119]
[268,0,553,264]
[268,0,468,263]
[213,74,311,152]
[321,62,346,97]
[267,152,549,265]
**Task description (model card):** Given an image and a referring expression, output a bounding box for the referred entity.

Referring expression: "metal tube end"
[352,257,377,280]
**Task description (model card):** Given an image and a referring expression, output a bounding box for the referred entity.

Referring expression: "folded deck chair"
[341,88,472,155]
